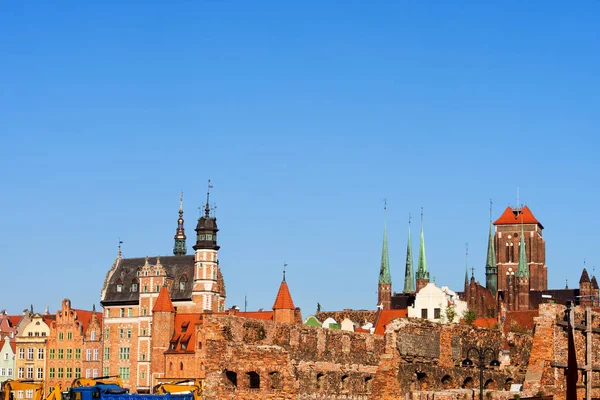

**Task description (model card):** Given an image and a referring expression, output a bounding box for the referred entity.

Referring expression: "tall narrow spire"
[205,179,213,217]
[403,214,415,292]
[464,243,469,287]
[485,199,498,295]
[173,192,187,256]
[516,223,529,278]
[378,202,391,285]
[416,208,429,281]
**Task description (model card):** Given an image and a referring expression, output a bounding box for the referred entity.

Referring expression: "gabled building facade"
[46,299,102,390]
[0,336,15,383]
[14,313,52,384]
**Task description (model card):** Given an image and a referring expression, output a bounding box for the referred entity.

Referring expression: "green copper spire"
[378,205,392,285]
[416,208,430,281]
[485,200,498,294]
[403,215,415,292]
[516,224,529,278]
[173,192,187,256]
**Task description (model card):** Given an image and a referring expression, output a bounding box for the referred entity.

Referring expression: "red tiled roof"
[153,286,175,313]
[72,309,103,333]
[235,311,274,321]
[10,342,16,353]
[494,206,543,228]
[503,310,539,334]
[373,309,408,335]
[8,316,21,327]
[471,317,497,328]
[169,314,201,353]
[272,281,295,310]
[42,315,56,325]
[355,327,371,333]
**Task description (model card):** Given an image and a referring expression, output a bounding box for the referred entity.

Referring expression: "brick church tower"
[494,206,547,293]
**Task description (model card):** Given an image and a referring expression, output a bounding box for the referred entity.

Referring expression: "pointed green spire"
[485,200,498,295]
[416,208,429,281]
[516,224,529,278]
[403,215,415,292]
[378,206,391,285]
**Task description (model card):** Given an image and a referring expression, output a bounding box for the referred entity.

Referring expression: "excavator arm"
[153,380,203,400]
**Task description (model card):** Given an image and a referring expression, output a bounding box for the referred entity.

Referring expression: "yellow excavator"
[1,380,61,400]
[152,380,203,400]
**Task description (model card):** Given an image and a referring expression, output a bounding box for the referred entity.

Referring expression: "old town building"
[45,299,102,390]
[14,312,53,385]
[0,337,15,383]
[101,192,227,392]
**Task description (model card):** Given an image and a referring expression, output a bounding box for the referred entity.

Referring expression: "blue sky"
[1,2,599,316]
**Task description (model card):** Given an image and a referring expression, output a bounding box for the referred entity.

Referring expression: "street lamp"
[462,347,500,400]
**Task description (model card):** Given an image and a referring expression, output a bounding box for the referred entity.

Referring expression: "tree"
[444,304,457,323]
[462,308,477,325]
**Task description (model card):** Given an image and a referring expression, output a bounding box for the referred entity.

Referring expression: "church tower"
[579,267,592,307]
[403,216,415,293]
[516,225,530,311]
[377,205,392,310]
[173,192,187,256]
[192,181,225,312]
[494,205,547,292]
[415,209,430,292]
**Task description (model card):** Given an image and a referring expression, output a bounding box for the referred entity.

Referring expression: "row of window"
[116,283,178,293]
[18,348,44,360]
[420,308,442,319]
[12,390,35,399]
[48,367,98,379]
[17,367,43,379]
[104,327,149,340]
[0,367,13,376]
[47,348,98,360]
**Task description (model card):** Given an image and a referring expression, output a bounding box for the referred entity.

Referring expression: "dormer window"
[131,283,138,292]
[156,271,160,276]
[116,285,122,293]
[179,281,186,291]
[181,343,187,351]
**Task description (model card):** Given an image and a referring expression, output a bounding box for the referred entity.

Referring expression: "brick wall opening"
[247,371,260,389]
[462,377,474,389]
[316,373,325,391]
[225,370,237,387]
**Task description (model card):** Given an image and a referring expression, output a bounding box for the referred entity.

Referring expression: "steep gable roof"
[273,281,295,310]
[153,286,175,313]
[580,268,590,284]
[494,206,543,228]
[8,316,21,327]
[72,309,103,333]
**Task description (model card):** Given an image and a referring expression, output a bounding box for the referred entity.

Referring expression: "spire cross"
[118,238,123,257]
[471,267,475,278]
[421,207,424,224]
[408,213,411,225]
[383,198,387,212]
[179,191,183,212]
[205,179,214,217]
[283,262,288,282]
[489,198,493,223]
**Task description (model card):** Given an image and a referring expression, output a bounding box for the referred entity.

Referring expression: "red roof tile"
[503,310,539,334]
[169,314,201,353]
[494,206,543,228]
[471,317,497,328]
[235,311,274,321]
[373,309,408,335]
[8,316,21,327]
[72,309,103,333]
[272,281,295,310]
[153,286,175,313]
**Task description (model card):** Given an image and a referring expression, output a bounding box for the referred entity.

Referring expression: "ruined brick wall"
[371,319,529,400]
[525,304,600,400]
[196,315,383,400]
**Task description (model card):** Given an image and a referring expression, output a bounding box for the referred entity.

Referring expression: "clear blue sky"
[1,2,599,316]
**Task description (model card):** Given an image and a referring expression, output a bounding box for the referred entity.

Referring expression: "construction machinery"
[70,376,123,389]
[153,380,202,400]
[1,381,61,400]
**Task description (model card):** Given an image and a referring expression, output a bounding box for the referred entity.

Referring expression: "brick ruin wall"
[370,319,532,400]
[196,314,384,400]
[524,304,600,400]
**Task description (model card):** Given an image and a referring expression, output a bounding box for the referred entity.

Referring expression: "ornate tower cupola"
[193,183,220,251]
[173,192,187,256]
[403,215,415,293]
[191,180,225,313]
[415,208,430,292]
[378,203,392,310]
[485,201,498,296]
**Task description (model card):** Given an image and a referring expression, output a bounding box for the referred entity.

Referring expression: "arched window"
[364,376,372,393]
[316,373,325,391]
[269,372,281,389]
[225,370,237,387]
[169,362,173,372]
[180,362,183,371]
[247,372,260,389]
[341,375,349,391]
[462,377,474,389]
[441,375,453,388]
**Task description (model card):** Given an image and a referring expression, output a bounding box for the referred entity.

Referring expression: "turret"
[485,201,498,295]
[173,192,187,256]
[579,267,592,307]
[516,224,529,310]
[273,268,296,324]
